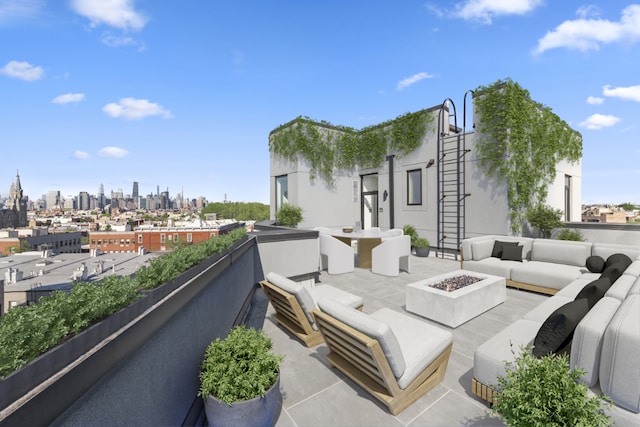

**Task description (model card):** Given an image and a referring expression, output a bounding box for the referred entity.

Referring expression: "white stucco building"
[269,86,582,254]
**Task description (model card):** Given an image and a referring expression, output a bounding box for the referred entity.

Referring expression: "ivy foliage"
[199,326,283,404]
[474,78,582,233]
[269,110,433,187]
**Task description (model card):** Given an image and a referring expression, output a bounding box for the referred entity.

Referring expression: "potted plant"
[491,346,610,427]
[413,237,430,257]
[198,325,284,427]
[402,224,419,247]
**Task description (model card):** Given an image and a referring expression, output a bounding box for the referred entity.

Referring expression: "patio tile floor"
[258,253,549,427]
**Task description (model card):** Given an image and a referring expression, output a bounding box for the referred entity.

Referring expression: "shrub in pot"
[402,224,419,247]
[199,325,284,427]
[413,237,430,257]
[491,346,610,427]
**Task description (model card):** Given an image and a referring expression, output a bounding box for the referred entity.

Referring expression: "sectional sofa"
[461,236,640,426]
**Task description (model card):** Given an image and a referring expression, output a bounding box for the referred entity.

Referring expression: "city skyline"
[2,1,639,205]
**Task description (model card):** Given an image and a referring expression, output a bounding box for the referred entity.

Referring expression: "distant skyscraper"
[132,182,139,199]
[78,191,90,210]
[46,190,61,211]
[98,183,106,209]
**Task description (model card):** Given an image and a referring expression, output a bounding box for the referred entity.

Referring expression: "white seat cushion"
[510,261,585,290]
[473,319,540,387]
[369,308,452,389]
[523,295,573,323]
[309,285,363,309]
[316,298,406,379]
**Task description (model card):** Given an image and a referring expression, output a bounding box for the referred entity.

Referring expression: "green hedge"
[0,228,247,379]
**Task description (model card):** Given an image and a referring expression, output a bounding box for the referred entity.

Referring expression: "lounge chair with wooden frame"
[259,272,364,347]
[312,298,453,415]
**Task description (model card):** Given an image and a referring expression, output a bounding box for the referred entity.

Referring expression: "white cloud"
[396,72,435,91]
[74,150,90,159]
[0,60,44,81]
[586,96,604,105]
[580,113,620,130]
[534,5,640,55]
[453,0,543,24]
[52,93,85,104]
[98,146,129,158]
[603,84,640,102]
[576,5,602,19]
[0,0,43,23]
[101,32,146,50]
[70,0,147,31]
[102,97,173,120]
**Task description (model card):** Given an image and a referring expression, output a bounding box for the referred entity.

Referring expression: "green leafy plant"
[0,276,140,378]
[474,79,582,234]
[275,204,303,228]
[134,228,246,290]
[269,111,433,187]
[526,204,564,238]
[0,228,247,379]
[492,346,610,427]
[199,326,283,405]
[403,224,419,247]
[414,237,430,248]
[556,228,584,241]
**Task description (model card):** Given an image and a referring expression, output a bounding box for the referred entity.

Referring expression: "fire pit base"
[406,270,506,328]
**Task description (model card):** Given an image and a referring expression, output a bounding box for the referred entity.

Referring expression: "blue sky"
[1,0,639,205]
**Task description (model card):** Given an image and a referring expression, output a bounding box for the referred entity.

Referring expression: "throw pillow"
[491,240,519,258]
[574,277,611,309]
[600,263,625,285]
[532,298,590,358]
[606,253,632,270]
[585,255,606,273]
[501,244,523,262]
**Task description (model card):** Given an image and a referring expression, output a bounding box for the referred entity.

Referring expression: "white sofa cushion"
[531,239,592,267]
[523,295,573,323]
[370,308,452,389]
[630,277,640,295]
[599,294,640,413]
[592,243,640,262]
[473,319,541,387]
[623,260,640,278]
[570,297,621,387]
[555,278,594,298]
[461,258,519,279]
[510,261,585,290]
[316,298,406,379]
[605,274,636,301]
[266,272,317,324]
[471,239,494,260]
[309,285,363,309]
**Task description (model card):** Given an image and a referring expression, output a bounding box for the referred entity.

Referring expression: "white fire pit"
[405,270,506,328]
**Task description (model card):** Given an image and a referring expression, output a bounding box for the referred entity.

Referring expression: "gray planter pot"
[204,375,281,427]
[414,246,430,257]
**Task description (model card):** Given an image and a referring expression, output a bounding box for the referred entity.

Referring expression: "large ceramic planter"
[414,246,430,257]
[204,375,281,427]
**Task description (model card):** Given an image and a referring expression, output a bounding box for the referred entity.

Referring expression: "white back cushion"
[317,298,406,379]
[266,272,316,324]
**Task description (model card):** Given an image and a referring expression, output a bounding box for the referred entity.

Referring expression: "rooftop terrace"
[259,254,548,427]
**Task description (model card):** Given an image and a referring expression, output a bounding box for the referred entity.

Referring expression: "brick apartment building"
[89,223,243,253]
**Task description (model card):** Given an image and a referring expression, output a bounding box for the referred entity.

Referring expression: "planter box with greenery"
[199,325,283,427]
[413,237,430,257]
[0,228,248,414]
